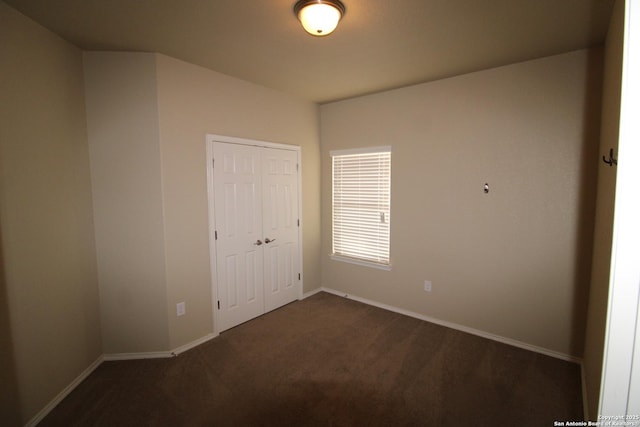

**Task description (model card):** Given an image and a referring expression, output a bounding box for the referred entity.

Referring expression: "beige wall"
[583,0,624,417]
[0,2,102,424]
[155,54,320,348]
[83,52,171,354]
[320,49,602,357]
[83,52,321,352]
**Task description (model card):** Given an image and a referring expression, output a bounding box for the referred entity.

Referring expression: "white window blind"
[331,147,391,267]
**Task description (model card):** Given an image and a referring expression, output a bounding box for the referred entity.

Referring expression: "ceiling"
[5,0,615,104]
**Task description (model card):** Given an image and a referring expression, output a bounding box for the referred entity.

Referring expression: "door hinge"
[296,163,299,172]
[215,230,218,240]
[297,219,300,227]
[217,300,220,310]
[212,158,215,168]
[298,273,301,280]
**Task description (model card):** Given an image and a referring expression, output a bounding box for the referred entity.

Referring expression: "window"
[331,146,391,270]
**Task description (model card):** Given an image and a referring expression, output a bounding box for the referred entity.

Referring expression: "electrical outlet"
[424,281,432,292]
[176,302,186,316]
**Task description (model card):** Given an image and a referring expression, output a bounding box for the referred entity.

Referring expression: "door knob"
[254,240,263,246]
[265,238,276,244]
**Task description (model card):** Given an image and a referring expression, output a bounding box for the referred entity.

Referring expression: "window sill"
[330,254,392,271]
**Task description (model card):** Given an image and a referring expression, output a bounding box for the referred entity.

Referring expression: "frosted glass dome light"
[294,0,345,36]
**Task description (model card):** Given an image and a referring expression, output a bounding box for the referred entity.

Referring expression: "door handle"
[265,238,276,244]
[254,240,263,246]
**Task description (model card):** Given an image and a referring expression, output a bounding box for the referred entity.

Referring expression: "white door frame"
[205,134,303,336]
[599,0,640,417]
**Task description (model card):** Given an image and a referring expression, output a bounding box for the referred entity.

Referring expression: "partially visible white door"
[599,0,640,418]
[211,139,301,332]
[262,148,300,311]
[213,142,264,331]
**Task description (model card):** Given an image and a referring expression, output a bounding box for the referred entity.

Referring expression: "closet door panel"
[213,143,264,331]
[262,148,300,312]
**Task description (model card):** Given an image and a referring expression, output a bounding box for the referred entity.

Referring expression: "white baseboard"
[103,351,173,361]
[319,286,583,364]
[103,332,219,361]
[25,355,104,427]
[170,333,217,356]
[302,287,324,299]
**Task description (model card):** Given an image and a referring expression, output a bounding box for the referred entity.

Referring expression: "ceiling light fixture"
[294,0,345,37]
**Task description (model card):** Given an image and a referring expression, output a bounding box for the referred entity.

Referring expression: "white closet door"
[212,140,301,332]
[213,142,264,332]
[262,148,300,312]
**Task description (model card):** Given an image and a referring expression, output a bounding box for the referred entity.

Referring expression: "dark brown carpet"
[40,292,583,426]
